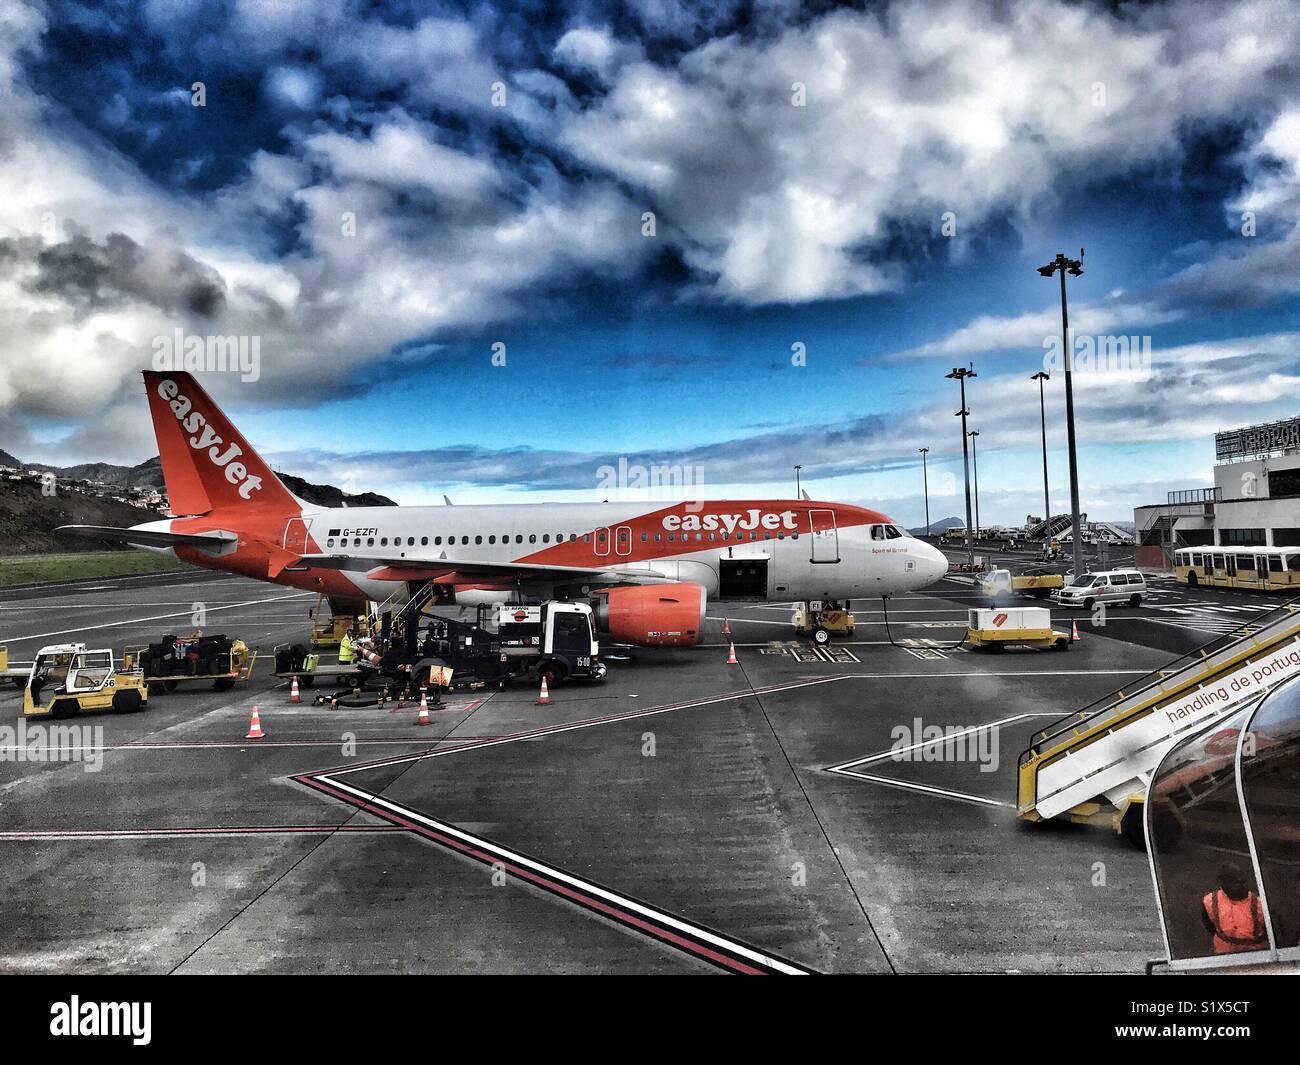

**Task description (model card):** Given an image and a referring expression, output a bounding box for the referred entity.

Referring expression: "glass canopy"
[1147,673,1300,970]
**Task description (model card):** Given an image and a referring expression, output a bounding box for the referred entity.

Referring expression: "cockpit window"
[871,525,886,540]
[884,525,904,539]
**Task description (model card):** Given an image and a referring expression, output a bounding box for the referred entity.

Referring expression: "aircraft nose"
[916,540,948,585]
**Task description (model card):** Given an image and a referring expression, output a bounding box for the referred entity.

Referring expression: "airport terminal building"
[1135,416,1300,569]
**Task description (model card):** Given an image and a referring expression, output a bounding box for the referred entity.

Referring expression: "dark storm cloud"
[0,231,226,317]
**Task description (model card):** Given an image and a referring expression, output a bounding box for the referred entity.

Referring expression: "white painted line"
[0,592,313,644]
[0,572,242,595]
[327,683,821,775]
[824,710,1066,810]
[828,769,1012,808]
[323,672,1152,782]
[830,713,1034,772]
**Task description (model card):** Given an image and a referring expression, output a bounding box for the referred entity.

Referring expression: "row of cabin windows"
[323,530,803,549]
[644,531,797,543]
[326,533,580,549]
[1183,552,1300,572]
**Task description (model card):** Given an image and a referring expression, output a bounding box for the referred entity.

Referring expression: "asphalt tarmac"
[0,564,1286,973]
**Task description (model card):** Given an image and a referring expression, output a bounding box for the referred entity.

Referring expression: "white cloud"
[265,66,323,112]
[553,26,628,79]
[556,0,1300,302]
[1,0,1299,472]
[893,300,1184,360]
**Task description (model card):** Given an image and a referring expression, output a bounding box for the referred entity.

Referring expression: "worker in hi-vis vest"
[1202,862,1268,954]
[338,629,357,666]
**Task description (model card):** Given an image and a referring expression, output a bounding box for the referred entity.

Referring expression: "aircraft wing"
[297,552,662,583]
[57,525,239,554]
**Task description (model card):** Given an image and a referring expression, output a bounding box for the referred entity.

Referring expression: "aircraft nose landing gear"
[793,600,855,643]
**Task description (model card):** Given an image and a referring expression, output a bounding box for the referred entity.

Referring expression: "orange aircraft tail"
[142,371,298,517]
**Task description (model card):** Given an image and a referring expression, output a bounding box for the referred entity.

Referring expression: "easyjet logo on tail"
[155,378,263,499]
[663,509,799,534]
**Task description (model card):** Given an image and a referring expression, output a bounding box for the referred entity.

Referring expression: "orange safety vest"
[1203,890,1267,954]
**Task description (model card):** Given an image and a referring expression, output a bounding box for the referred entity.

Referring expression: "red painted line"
[17,675,816,973]
[119,736,509,748]
[0,825,403,840]
[295,774,781,975]
[312,685,774,777]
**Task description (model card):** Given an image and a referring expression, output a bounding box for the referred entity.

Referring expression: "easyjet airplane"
[61,371,947,647]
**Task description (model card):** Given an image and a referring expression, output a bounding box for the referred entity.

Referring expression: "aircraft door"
[720,558,768,598]
[808,509,840,564]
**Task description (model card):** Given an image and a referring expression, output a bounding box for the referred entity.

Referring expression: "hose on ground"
[879,594,968,651]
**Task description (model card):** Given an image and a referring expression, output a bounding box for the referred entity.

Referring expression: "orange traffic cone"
[245,706,265,739]
[722,618,731,636]
[417,689,431,725]
[1071,618,1080,642]
[289,677,300,704]
[726,641,738,665]
[538,676,550,705]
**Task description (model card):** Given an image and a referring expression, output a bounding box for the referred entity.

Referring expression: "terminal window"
[1222,528,1266,546]
[1268,468,1300,498]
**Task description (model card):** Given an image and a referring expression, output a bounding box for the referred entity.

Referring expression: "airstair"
[1024,513,1076,541]
[1017,602,1300,832]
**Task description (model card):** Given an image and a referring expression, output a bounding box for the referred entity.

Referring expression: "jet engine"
[589,583,706,647]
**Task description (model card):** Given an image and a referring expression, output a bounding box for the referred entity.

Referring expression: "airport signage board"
[1216,416,1300,460]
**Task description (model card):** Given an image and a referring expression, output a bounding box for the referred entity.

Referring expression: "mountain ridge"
[0,451,397,509]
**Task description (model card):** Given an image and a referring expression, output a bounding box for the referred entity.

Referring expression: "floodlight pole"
[1039,252,1085,578]
[919,447,930,537]
[1031,371,1052,554]
[945,366,977,568]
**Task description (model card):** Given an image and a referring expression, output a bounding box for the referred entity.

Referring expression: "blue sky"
[1,0,1298,525]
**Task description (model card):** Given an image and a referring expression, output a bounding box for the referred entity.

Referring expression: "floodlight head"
[1037,263,1056,277]
[1067,264,1083,277]
[1032,371,1050,381]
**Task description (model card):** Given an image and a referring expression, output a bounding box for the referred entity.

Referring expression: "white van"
[1054,569,1147,609]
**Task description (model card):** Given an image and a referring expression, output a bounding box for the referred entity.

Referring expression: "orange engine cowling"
[591,583,706,647]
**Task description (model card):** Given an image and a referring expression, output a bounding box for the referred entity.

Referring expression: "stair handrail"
[1023,599,1300,760]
